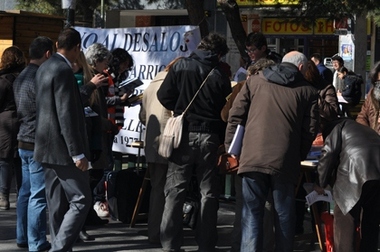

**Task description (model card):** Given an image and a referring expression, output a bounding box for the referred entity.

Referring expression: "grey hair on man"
[84,43,112,67]
[282,51,308,74]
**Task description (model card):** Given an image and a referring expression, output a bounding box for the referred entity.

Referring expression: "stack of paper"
[228,125,245,156]
[301,160,319,166]
[305,190,333,207]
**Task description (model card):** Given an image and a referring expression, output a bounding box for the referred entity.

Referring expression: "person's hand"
[75,157,89,171]
[125,88,134,98]
[120,93,128,103]
[313,184,325,195]
[336,90,342,96]
[91,74,108,88]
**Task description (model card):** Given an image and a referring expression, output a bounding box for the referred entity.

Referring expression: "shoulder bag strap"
[182,67,216,115]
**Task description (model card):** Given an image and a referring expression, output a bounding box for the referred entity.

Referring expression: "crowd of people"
[1,26,380,252]
[0,28,136,251]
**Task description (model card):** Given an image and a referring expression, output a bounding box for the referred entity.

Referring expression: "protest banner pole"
[62,0,76,27]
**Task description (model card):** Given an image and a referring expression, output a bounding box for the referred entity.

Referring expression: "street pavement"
[0,190,323,252]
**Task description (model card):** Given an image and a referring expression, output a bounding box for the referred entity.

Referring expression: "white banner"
[74,26,201,155]
[62,0,76,9]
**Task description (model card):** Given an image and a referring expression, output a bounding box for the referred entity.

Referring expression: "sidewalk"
[0,192,322,252]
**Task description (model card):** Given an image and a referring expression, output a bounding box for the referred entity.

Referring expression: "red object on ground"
[321,211,334,252]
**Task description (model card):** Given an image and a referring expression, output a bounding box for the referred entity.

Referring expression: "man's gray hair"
[84,43,112,67]
[282,51,308,69]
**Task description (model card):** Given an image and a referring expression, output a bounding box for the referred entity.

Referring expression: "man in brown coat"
[225,51,319,252]
[356,61,380,134]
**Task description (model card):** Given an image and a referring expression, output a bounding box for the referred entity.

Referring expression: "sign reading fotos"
[75,26,201,155]
[234,0,299,6]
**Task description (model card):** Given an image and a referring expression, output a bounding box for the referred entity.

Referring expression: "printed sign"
[75,25,201,154]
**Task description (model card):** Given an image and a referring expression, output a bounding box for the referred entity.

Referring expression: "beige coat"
[139,71,172,164]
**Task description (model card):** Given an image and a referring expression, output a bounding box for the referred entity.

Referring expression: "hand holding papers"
[118,77,144,93]
[126,93,143,107]
[305,190,333,207]
[338,95,348,104]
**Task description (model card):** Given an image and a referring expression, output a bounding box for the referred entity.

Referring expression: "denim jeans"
[241,172,296,252]
[160,132,220,252]
[16,149,49,251]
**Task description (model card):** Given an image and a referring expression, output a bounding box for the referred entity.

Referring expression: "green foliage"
[369,9,380,26]
[16,0,62,15]
[256,0,380,20]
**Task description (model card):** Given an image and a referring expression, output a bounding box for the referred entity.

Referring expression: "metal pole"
[100,0,104,28]
[62,0,76,28]
[66,8,75,27]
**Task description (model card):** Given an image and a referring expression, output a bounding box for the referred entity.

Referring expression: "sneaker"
[93,201,109,217]
[0,193,9,210]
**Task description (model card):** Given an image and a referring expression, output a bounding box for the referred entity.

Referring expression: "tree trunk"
[217,0,248,62]
[353,12,367,97]
[185,0,209,38]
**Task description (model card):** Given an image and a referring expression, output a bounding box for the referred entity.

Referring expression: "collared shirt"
[56,52,72,68]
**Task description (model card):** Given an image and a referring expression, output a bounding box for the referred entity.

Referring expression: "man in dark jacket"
[225,51,319,251]
[157,33,231,252]
[311,53,333,84]
[34,28,91,252]
[234,32,282,82]
[13,36,53,252]
[315,118,380,252]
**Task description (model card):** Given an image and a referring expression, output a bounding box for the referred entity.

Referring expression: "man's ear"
[45,50,52,59]
[298,63,303,72]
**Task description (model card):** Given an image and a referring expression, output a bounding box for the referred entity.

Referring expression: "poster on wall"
[338,34,354,71]
[75,25,201,155]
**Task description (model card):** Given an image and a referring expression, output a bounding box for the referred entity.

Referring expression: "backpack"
[342,72,363,106]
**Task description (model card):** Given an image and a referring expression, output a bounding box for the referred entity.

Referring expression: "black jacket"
[341,73,362,105]
[157,49,231,140]
[318,118,380,214]
[0,68,21,158]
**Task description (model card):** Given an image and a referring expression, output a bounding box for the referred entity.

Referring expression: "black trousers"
[334,180,380,252]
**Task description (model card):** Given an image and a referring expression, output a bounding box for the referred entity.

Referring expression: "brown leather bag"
[217,153,239,174]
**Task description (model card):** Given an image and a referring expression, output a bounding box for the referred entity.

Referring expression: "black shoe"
[86,216,109,226]
[17,243,28,248]
[38,243,51,252]
[79,230,95,241]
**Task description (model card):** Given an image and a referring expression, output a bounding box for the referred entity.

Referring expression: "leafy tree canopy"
[16,0,145,22]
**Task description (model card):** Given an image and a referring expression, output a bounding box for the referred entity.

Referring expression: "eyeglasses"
[245,47,258,54]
